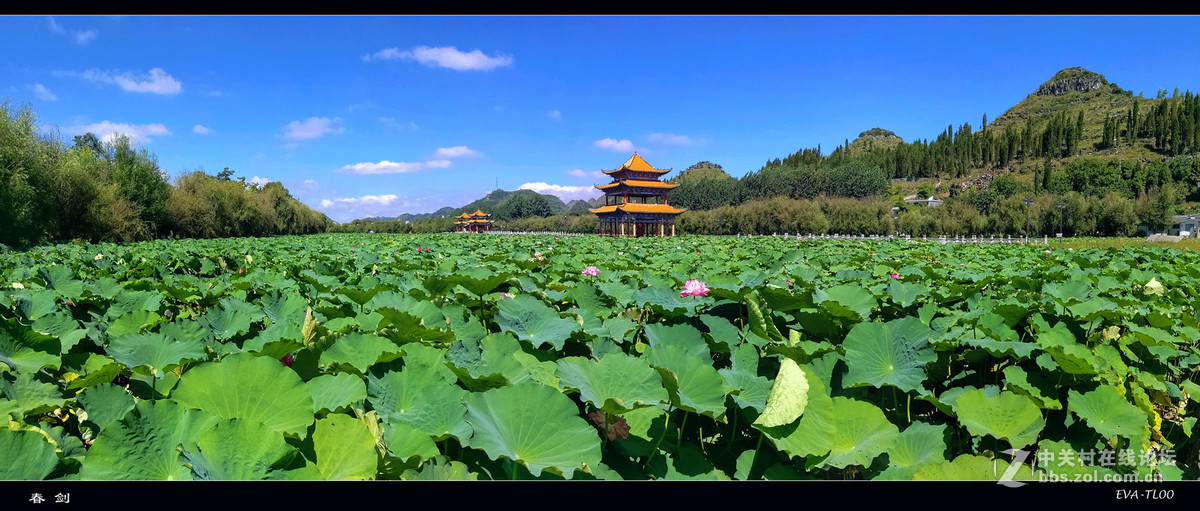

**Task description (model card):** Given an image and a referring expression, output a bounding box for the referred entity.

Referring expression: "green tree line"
[0,102,330,248]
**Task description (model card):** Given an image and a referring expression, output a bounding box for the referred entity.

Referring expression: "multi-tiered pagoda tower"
[455,209,492,233]
[590,153,684,237]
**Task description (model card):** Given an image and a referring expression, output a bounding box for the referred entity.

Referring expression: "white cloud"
[74,30,98,45]
[647,132,693,145]
[594,138,635,152]
[47,17,97,46]
[303,179,318,185]
[547,110,562,121]
[65,68,182,95]
[434,146,480,158]
[30,83,57,101]
[348,100,376,111]
[247,176,270,187]
[362,45,514,71]
[518,182,603,202]
[336,160,438,175]
[567,169,604,178]
[192,124,212,135]
[66,121,170,145]
[282,117,343,141]
[425,159,452,168]
[46,17,65,34]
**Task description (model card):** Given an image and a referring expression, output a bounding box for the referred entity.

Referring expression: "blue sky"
[4,15,1200,222]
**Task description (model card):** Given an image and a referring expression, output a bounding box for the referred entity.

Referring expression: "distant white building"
[1170,214,1200,237]
[904,196,943,207]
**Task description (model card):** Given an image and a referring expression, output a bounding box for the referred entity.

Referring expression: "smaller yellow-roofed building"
[455,209,492,233]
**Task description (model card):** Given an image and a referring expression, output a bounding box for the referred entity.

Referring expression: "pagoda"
[590,153,684,237]
[455,210,492,233]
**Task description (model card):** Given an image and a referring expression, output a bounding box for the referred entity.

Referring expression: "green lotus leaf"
[611,405,673,459]
[260,290,308,327]
[400,455,478,480]
[495,294,580,350]
[447,333,533,391]
[645,343,728,419]
[633,286,691,315]
[1068,386,1149,444]
[886,421,948,467]
[653,443,731,480]
[819,397,899,468]
[367,367,470,441]
[1001,365,1062,410]
[756,365,836,459]
[699,315,742,353]
[307,373,367,414]
[182,418,297,480]
[0,372,68,416]
[104,310,162,339]
[105,289,161,318]
[843,316,935,393]
[753,357,809,428]
[80,399,217,480]
[13,290,58,321]
[0,318,60,374]
[382,422,440,462]
[0,429,59,480]
[643,323,710,359]
[813,284,876,321]
[463,383,601,478]
[1035,439,1121,479]
[65,354,123,390]
[318,332,402,373]
[76,383,136,433]
[30,313,87,353]
[39,264,84,300]
[199,298,259,340]
[952,389,1044,448]
[913,454,1036,480]
[556,354,667,414]
[718,343,771,412]
[172,352,315,435]
[745,290,785,344]
[887,280,929,307]
[107,332,206,378]
[301,413,379,480]
[1043,277,1093,307]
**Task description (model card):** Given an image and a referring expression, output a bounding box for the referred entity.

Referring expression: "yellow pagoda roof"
[458,212,471,218]
[473,209,488,216]
[595,179,677,190]
[589,203,685,215]
[602,152,669,175]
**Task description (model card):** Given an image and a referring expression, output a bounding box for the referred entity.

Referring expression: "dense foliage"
[0,102,330,248]
[1,234,1197,480]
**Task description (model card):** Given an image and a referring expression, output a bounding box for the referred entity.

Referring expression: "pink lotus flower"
[890,273,899,278]
[280,353,294,367]
[680,279,710,297]
[582,266,600,276]
[932,260,940,264]
[502,292,516,299]
[1044,249,1052,254]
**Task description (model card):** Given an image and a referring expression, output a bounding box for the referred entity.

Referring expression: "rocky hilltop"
[1033,67,1109,96]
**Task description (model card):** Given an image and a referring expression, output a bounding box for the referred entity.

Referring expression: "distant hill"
[668,161,734,184]
[846,128,903,155]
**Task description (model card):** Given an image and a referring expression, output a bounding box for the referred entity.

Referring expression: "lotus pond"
[1,233,1198,480]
